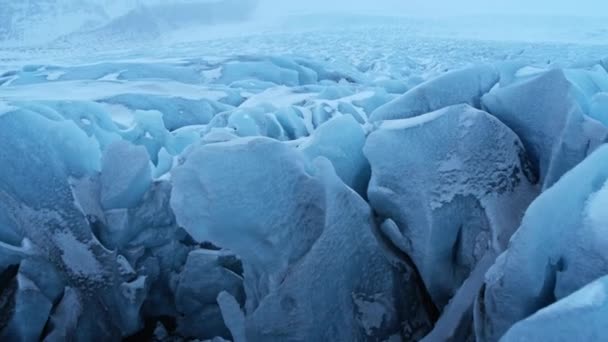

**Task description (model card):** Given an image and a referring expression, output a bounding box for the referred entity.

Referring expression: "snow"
[46,71,65,80]
[0,79,228,102]
[377,106,448,130]
[353,293,391,335]
[99,103,136,127]
[53,230,104,281]
[514,65,546,77]
[239,86,314,108]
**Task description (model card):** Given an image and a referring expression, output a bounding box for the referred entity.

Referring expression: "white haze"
[1,0,608,48]
[254,0,608,18]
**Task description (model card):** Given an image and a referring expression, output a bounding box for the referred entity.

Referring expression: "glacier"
[1,6,608,341]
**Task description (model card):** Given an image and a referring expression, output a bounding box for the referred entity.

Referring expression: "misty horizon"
[253,0,608,18]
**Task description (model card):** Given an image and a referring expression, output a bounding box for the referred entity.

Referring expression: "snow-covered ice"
[475,144,608,341]
[1,3,608,341]
[365,104,538,309]
[501,274,608,341]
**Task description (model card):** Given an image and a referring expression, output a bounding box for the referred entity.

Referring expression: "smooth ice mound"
[501,274,608,342]
[369,65,499,121]
[1,52,608,342]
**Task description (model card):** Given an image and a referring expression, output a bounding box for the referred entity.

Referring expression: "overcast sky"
[255,0,608,18]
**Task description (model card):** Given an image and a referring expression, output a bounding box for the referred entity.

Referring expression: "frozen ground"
[1,11,608,342]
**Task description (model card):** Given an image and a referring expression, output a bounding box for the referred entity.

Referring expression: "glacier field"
[2,8,608,342]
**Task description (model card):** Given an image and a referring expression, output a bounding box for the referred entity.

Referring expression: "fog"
[2,0,608,47]
[255,0,608,18]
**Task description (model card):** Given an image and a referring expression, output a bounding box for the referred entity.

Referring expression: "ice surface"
[501,274,608,342]
[171,138,434,341]
[102,94,234,131]
[299,114,370,196]
[217,291,247,342]
[170,138,328,308]
[422,252,497,342]
[365,104,538,308]
[370,65,499,121]
[482,68,608,189]
[174,249,244,339]
[589,92,608,126]
[0,260,57,341]
[0,109,146,340]
[475,145,608,341]
[100,140,152,210]
[563,65,608,112]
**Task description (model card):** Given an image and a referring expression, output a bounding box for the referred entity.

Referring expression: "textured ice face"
[100,140,152,210]
[475,145,608,341]
[501,274,608,342]
[171,137,434,341]
[482,68,608,189]
[0,53,395,341]
[365,104,538,309]
[0,109,146,340]
[174,249,245,340]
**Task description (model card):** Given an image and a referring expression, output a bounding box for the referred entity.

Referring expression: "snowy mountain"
[56,0,259,46]
[0,0,259,46]
[0,0,110,44]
